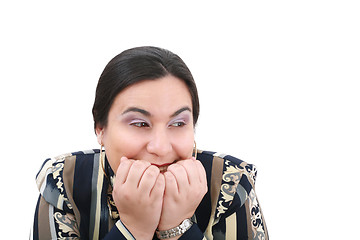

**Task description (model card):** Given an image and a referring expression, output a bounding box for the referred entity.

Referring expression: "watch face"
[181,219,193,231]
[183,219,191,228]
[157,219,193,239]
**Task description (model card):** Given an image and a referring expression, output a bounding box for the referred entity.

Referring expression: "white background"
[1,1,359,239]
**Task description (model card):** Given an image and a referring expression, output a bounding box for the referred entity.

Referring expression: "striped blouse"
[32,149,269,239]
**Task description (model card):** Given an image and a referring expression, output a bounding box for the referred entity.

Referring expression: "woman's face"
[97,75,195,173]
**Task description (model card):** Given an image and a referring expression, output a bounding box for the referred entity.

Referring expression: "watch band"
[156,218,193,239]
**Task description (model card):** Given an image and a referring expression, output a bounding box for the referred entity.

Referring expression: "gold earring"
[193,141,197,159]
[100,144,108,178]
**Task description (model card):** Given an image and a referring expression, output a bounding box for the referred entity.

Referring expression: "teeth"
[158,166,168,173]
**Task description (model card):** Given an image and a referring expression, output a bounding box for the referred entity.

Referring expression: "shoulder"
[196,150,258,219]
[197,149,257,188]
[35,149,101,211]
[35,149,100,187]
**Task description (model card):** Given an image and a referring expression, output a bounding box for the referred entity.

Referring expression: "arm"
[33,156,141,240]
[32,195,80,239]
[164,186,269,240]
[103,219,136,240]
[33,195,139,240]
[208,161,269,240]
[211,188,268,240]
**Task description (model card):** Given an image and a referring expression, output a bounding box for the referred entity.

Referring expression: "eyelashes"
[129,119,187,128]
[130,121,150,128]
[169,121,187,127]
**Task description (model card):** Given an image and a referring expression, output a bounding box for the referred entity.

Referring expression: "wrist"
[156,219,193,239]
[119,218,155,240]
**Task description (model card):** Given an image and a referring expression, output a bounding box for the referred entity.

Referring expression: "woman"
[33,46,268,239]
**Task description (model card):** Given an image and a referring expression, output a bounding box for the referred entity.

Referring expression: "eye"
[130,121,150,128]
[170,121,186,127]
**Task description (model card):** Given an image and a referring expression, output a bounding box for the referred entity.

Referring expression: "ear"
[95,126,104,145]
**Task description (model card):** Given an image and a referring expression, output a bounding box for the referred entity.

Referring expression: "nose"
[146,127,173,158]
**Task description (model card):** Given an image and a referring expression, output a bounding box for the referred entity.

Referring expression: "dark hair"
[92,46,199,130]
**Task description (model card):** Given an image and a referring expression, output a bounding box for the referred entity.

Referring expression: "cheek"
[172,130,195,159]
[102,127,146,171]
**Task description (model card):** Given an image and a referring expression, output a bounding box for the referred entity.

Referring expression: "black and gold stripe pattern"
[32,149,268,239]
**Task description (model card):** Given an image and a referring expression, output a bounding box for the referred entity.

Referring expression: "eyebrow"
[122,107,151,116]
[121,106,191,118]
[170,106,191,117]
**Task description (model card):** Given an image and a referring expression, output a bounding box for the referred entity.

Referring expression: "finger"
[125,160,151,188]
[164,171,179,196]
[194,159,207,184]
[176,159,198,186]
[166,163,189,194]
[115,157,135,184]
[138,165,160,195]
[150,173,165,200]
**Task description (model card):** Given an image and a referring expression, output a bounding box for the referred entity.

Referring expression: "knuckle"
[167,163,181,172]
[122,190,133,201]
[182,159,193,167]
[119,159,131,169]
[145,166,160,178]
[132,160,144,168]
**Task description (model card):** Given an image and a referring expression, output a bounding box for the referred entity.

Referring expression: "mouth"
[158,165,168,173]
[152,162,175,173]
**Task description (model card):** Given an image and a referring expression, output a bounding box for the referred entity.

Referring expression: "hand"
[112,157,165,240]
[158,157,208,231]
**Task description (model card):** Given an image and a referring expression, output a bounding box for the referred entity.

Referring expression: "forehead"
[110,75,192,115]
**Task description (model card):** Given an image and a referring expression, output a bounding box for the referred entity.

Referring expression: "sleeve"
[32,157,82,239]
[178,223,206,240]
[103,219,136,240]
[32,195,81,239]
[210,163,269,240]
[105,220,206,240]
[211,188,268,240]
[32,156,135,240]
[32,195,137,240]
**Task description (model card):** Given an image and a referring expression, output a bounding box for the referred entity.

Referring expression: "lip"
[152,162,176,173]
[152,163,172,167]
